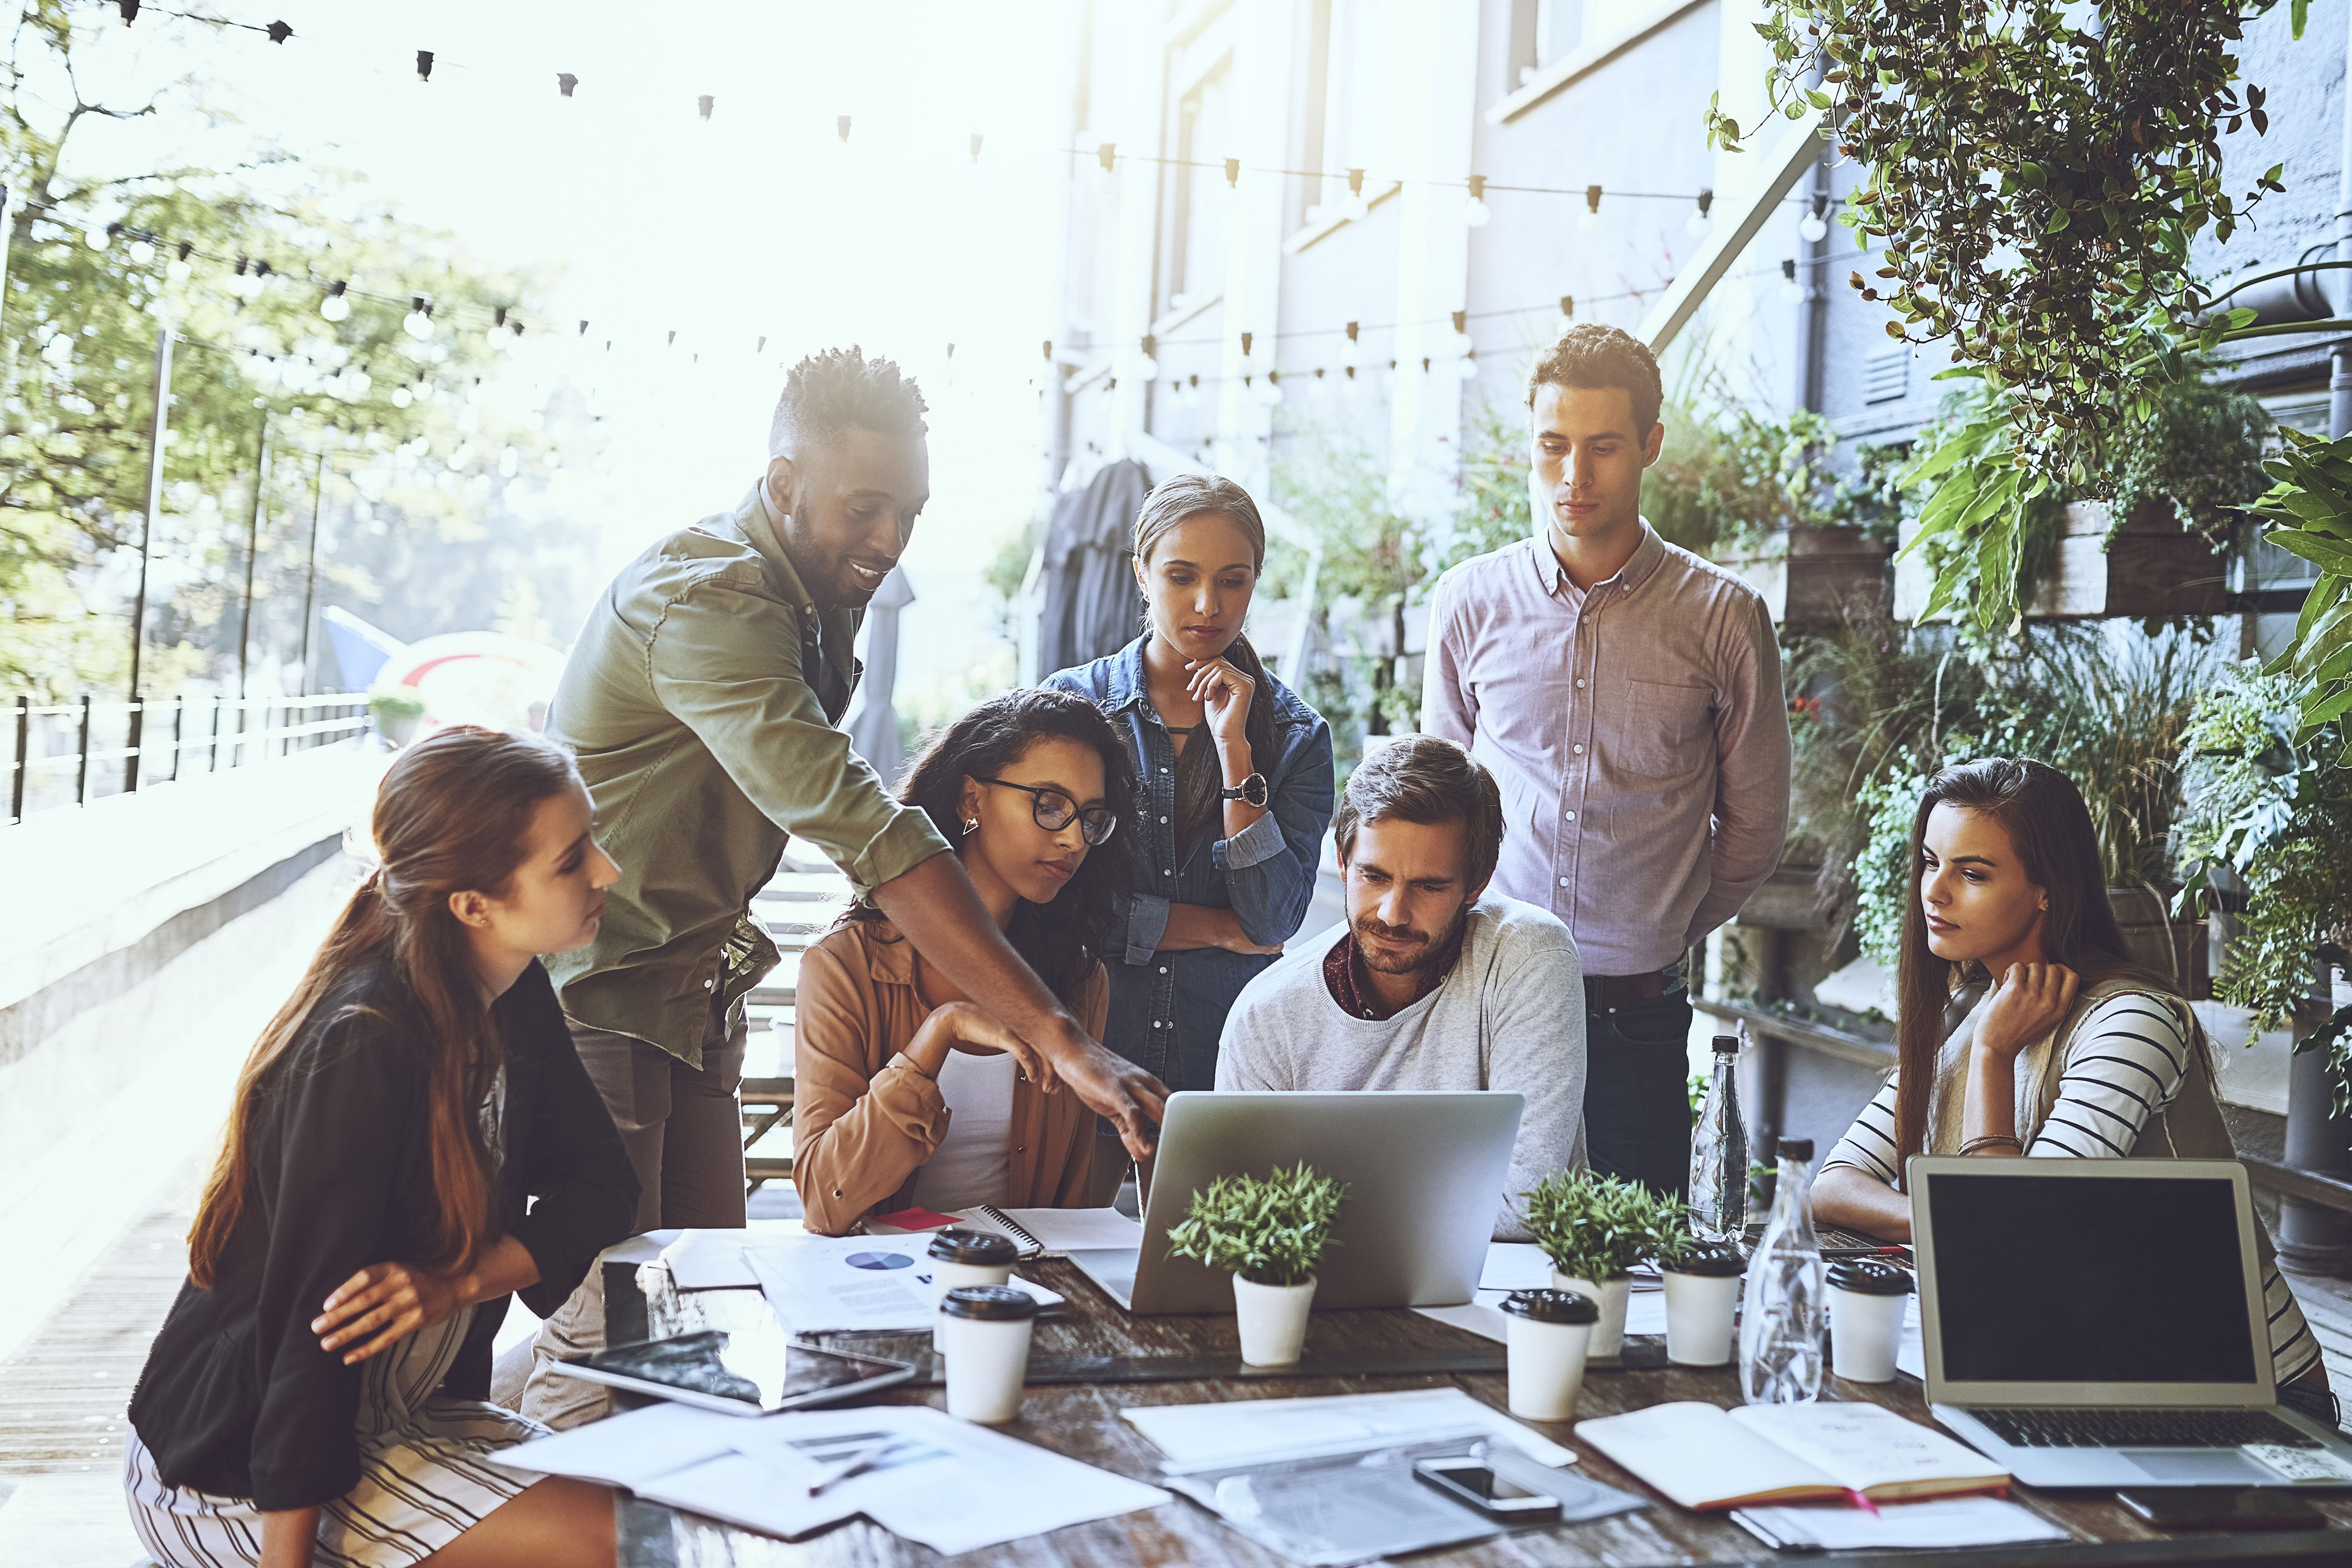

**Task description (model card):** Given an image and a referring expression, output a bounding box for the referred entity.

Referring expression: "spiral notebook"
[864,1204,1147,1258]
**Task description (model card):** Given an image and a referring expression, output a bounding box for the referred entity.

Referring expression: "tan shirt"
[545,482,952,1066]
[792,919,1105,1237]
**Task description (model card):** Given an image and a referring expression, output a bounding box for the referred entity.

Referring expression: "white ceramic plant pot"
[1554,1273,1631,1360]
[1233,1273,1317,1366]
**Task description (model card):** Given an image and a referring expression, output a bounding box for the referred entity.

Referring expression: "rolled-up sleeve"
[1216,717,1335,948]
[1681,594,1791,945]
[1120,889,1172,967]
[647,575,949,895]
[1419,580,1476,746]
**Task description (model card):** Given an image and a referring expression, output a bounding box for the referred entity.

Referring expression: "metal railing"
[5,692,372,824]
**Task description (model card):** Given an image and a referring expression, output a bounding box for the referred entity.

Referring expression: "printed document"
[1123,1387,1576,1471]
[746,1233,1061,1333]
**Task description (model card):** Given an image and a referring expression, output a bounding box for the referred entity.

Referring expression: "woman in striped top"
[1814,758,2328,1410]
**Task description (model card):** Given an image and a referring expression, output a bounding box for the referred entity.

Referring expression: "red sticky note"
[869,1206,963,1232]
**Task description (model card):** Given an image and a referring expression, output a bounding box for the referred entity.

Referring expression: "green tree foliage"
[2243,429,2352,758]
[0,2,568,697]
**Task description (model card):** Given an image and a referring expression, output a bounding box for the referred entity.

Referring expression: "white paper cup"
[927,1230,1018,1351]
[1826,1259,1912,1383]
[1499,1289,1600,1421]
[939,1285,1037,1423]
[1662,1271,1744,1366]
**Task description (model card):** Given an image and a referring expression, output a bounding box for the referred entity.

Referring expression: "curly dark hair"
[768,344,929,457]
[845,688,1136,1004]
[1525,322,1662,434]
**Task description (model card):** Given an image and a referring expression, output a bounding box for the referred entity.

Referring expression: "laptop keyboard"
[1973,1408,2323,1450]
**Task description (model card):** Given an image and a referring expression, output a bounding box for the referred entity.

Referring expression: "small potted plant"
[1519,1170,1683,1360]
[1166,1163,1348,1366]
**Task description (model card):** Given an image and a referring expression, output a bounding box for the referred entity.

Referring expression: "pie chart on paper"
[844,1252,918,1272]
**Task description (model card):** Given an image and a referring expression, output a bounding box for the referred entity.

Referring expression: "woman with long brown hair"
[1042,473,1334,1185]
[793,688,1137,1235]
[124,726,639,1568]
[1814,758,2328,1412]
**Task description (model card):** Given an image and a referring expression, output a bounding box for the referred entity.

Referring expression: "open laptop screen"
[1922,1169,2258,1387]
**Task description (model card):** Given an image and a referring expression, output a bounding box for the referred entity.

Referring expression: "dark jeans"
[1584,986,1695,1198]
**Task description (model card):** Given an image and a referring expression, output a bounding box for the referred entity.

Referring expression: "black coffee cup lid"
[1826,1257,1913,1295]
[1499,1287,1600,1325]
[1666,1241,1744,1278]
[940,1284,1039,1321]
[927,1227,1019,1265]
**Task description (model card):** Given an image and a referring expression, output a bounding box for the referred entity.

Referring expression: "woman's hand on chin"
[1977,960,2079,1061]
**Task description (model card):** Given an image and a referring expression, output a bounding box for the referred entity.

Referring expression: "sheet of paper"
[968,1205,1148,1253]
[747,1234,1062,1332]
[1123,1387,1575,1471]
[2246,1442,2352,1482]
[1477,1242,1554,1291]
[1574,1402,1841,1510]
[1417,1283,1667,1344]
[600,1229,682,1267]
[728,1406,1169,1555]
[1733,1496,2067,1550]
[659,1223,804,1291]
[492,1401,753,1488]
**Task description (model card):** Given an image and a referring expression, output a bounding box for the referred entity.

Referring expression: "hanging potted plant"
[1166,1163,1349,1367]
[1518,1170,1684,1361]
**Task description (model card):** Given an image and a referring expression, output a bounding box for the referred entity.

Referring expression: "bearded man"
[1215,735,1586,1240]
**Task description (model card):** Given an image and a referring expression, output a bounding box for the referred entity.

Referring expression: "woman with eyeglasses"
[1042,475,1336,1174]
[792,688,1137,1235]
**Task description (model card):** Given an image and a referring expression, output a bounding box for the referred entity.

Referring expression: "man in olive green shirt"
[546,349,1167,1235]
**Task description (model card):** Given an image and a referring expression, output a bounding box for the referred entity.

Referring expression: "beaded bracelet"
[1959,1134,2024,1155]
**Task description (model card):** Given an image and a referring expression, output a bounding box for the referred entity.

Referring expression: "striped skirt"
[123,1305,548,1567]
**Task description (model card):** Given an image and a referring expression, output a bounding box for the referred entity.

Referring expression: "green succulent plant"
[1165,1163,1348,1288]
[1519,1169,1691,1284]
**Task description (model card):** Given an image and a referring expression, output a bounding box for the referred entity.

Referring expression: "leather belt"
[1584,970,1675,1009]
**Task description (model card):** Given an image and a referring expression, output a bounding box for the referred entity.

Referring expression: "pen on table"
[806,1439,899,1496]
[1820,1245,1910,1261]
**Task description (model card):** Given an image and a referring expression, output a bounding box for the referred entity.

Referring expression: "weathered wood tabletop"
[603,1259,2352,1566]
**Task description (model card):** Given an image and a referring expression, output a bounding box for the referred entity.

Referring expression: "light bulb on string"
[84,222,112,251]
[1340,320,1362,368]
[126,239,153,266]
[403,296,434,340]
[1799,192,1830,244]
[1447,311,1474,361]
[1456,353,1479,382]
[1780,258,1803,303]
[1343,168,1371,224]
[1462,175,1490,228]
[1581,185,1602,231]
[319,281,350,322]
[1686,188,1713,236]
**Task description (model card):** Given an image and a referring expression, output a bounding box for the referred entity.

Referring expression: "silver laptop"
[1068,1089,1523,1315]
[1913,1155,2352,1487]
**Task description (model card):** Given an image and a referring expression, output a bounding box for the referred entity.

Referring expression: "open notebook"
[1576,1402,2007,1510]
[865,1205,1145,1258]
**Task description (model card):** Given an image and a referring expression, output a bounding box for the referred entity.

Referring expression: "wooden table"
[605,1259,2352,1566]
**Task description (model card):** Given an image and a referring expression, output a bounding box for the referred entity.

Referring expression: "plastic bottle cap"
[927,1227,1020,1267]
[1498,1287,1600,1324]
[1665,1241,1745,1278]
[1711,1035,1740,1055]
[1826,1257,1913,1296]
[940,1284,1039,1321]
[1776,1136,1814,1161]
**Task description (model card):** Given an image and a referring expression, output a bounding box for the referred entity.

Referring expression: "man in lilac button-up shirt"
[1422,323,1790,1197]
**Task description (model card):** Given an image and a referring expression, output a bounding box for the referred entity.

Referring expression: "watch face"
[1238,773,1269,808]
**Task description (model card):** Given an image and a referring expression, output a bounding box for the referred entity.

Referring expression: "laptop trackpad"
[2123,1450,2277,1483]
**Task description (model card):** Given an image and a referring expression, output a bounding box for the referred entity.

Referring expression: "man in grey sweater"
[1217,736,1587,1240]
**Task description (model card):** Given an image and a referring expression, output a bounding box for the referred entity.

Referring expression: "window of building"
[1168,62,1232,314]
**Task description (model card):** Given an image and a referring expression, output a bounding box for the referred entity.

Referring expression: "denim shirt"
[1044,638,1336,1091]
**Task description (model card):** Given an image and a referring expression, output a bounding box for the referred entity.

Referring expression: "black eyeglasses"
[973,778,1118,846]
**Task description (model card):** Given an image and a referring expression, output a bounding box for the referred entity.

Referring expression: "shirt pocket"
[1610,679,1713,780]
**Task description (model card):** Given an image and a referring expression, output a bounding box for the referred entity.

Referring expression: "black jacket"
[127,954,638,1511]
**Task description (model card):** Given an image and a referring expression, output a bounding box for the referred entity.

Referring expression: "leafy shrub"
[1165,1163,1349,1287]
[1518,1169,1690,1283]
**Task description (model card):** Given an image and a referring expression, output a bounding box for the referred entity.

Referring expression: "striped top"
[1822,990,2320,1387]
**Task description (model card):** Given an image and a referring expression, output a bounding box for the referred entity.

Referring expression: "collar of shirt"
[743,477,813,605]
[1099,637,1156,717]
[1319,916,1469,1022]
[1533,519,1667,603]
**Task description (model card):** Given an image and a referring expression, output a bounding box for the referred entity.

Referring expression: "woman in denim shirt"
[1045,473,1335,1169]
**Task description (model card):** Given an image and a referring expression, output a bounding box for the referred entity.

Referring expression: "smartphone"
[2116,1488,2326,1531]
[1411,1457,1564,1521]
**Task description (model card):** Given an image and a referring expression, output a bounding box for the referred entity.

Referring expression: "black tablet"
[552,1327,916,1417]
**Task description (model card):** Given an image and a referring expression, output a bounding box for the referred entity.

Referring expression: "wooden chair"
[742,979,795,1196]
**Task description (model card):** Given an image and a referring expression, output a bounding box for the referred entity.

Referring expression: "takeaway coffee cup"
[1660,1240,1745,1366]
[938,1284,1038,1424]
[927,1229,1018,1351]
[1499,1287,1600,1422]
[1826,1257,1913,1383]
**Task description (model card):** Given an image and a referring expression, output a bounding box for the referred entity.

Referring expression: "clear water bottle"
[1688,1034,1746,1241]
[1738,1136,1825,1405]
